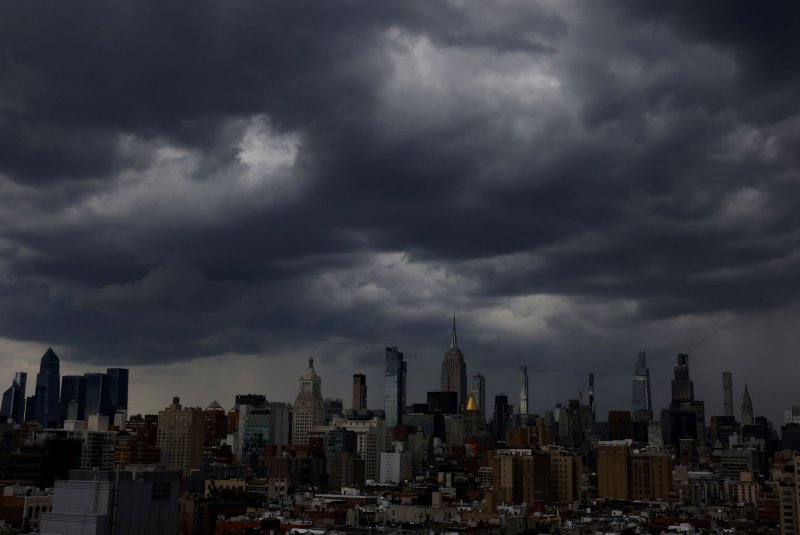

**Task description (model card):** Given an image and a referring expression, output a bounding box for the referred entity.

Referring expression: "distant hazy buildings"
[440,315,467,407]
[384,347,406,429]
[352,373,367,410]
[292,357,325,445]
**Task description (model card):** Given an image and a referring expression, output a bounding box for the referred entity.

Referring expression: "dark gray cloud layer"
[1,1,799,418]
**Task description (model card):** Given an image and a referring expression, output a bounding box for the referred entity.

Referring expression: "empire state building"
[440,314,468,408]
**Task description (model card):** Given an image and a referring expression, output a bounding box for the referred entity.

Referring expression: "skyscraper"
[28,348,61,426]
[492,394,511,444]
[632,349,653,419]
[440,314,467,408]
[84,373,112,417]
[721,371,734,418]
[663,353,706,449]
[106,368,129,413]
[59,375,86,421]
[671,353,694,402]
[352,374,367,410]
[741,385,754,425]
[472,372,486,419]
[13,372,25,394]
[0,372,26,424]
[291,357,325,445]
[384,347,406,429]
[463,391,486,438]
[519,366,529,416]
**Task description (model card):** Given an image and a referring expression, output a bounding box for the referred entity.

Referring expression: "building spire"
[451,309,458,349]
[308,356,314,369]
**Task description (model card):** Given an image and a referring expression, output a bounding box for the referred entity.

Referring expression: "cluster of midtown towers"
[0,348,129,427]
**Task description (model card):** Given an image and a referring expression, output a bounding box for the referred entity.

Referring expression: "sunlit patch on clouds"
[237,115,301,184]
[59,119,304,231]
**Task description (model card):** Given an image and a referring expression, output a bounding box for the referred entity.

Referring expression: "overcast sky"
[1,1,799,425]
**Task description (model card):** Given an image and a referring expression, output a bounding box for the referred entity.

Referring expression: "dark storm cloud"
[617,2,800,93]
[0,0,799,420]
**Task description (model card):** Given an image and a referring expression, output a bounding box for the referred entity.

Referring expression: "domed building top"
[297,356,322,396]
[301,356,321,381]
[293,356,324,446]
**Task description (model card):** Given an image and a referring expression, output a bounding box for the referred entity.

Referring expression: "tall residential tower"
[384,347,406,429]
[519,366,529,416]
[157,397,204,475]
[352,374,367,411]
[722,372,734,418]
[632,349,652,420]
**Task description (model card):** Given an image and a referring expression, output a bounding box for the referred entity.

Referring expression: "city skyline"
[1,335,785,432]
[0,3,799,429]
